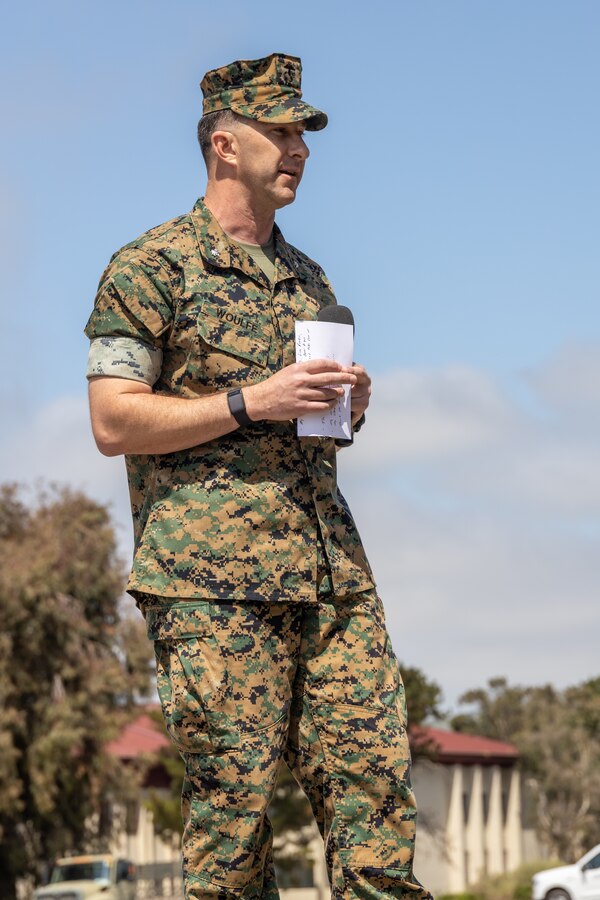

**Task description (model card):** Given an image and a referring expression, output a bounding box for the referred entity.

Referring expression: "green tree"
[269,762,315,887]
[0,485,153,899]
[402,665,444,725]
[145,708,185,842]
[400,663,445,763]
[450,676,532,741]
[451,676,600,860]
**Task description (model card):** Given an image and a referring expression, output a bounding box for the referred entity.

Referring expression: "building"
[412,727,525,896]
[106,712,180,870]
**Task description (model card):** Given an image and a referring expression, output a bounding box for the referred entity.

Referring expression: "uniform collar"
[190,198,301,287]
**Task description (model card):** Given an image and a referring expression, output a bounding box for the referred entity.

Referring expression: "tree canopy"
[452,676,600,861]
[0,485,153,900]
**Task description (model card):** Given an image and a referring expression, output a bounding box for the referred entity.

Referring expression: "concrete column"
[445,764,467,893]
[485,766,504,874]
[306,822,329,900]
[465,765,485,885]
[504,767,523,871]
[142,804,154,863]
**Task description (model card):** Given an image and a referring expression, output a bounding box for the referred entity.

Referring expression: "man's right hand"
[88,359,357,457]
[244,359,357,422]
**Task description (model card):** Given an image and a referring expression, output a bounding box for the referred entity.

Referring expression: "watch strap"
[227,388,253,427]
[352,412,366,433]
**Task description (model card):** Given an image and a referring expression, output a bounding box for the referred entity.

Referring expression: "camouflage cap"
[200,52,328,131]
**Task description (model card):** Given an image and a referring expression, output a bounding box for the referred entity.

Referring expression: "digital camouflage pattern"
[87,335,163,384]
[142,590,432,900]
[200,53,328,131]
[85,199,374,603]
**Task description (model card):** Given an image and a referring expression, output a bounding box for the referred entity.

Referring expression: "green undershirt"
[235,234,276,283]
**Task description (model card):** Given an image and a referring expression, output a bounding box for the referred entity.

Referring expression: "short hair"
[197,109,240,166]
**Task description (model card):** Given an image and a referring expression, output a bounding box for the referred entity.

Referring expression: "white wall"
[412,759,526,895]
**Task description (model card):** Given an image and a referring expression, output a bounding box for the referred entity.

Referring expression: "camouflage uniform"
[85,198,374,603]
[142,592,426,900]
[85,53,431,900]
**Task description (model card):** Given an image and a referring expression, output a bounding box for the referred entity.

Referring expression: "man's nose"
[290,135,310,159]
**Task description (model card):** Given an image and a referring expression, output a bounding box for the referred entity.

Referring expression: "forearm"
[88,360,358,457]
[89,379,238,456]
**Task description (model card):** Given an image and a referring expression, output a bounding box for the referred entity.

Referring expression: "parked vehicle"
[532,845,600,900]
[34,854,136,900]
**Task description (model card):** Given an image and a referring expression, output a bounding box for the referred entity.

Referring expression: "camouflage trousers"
[144,590,431,900]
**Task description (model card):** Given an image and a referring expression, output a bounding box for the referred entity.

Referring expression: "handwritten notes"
[295,320,354,439]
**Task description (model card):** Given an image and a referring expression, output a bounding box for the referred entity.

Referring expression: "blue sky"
[2,1,599,709]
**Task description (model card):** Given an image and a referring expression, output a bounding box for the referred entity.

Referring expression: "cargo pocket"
[146,600,236,754]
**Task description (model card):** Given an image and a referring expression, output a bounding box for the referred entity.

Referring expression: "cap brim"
[230,96,328,131]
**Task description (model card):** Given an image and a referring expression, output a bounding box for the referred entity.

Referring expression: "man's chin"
[273,188,298,209]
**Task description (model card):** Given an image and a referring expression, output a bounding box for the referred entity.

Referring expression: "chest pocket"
[198,313,270,367]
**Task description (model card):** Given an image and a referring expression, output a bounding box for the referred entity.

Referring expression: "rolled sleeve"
[87,336,163,385]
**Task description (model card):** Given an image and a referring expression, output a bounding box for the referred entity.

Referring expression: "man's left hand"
[349,364,371,425]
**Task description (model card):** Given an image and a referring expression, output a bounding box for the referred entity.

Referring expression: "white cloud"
[2,394,133,556]
[343,364,519,468]
[526,340,600,420]
[342,349,600,515]
[337,343,600,705]
[344,488,600,706]
[3,345,599,709]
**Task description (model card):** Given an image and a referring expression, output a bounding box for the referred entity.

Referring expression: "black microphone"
[317,304,354,333]
[316,304,355,445]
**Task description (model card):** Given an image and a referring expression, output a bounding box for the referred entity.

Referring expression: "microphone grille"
[317,304,354,327]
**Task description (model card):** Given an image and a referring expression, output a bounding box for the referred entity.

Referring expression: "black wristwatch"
[335,413,366,447]
[352,413,366,434]
[227,388,253,427]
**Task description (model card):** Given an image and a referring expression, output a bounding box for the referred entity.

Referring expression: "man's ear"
[211,130,237,166]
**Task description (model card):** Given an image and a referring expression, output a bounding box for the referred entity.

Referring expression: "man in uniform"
[86,53,431,900]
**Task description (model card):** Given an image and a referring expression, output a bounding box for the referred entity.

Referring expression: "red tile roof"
[107,712,519,767]
[411,725,519,765]
[106,712,169,760]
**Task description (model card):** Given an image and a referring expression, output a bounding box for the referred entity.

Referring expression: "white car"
[34,854,136,900]
[532,845,600,900]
